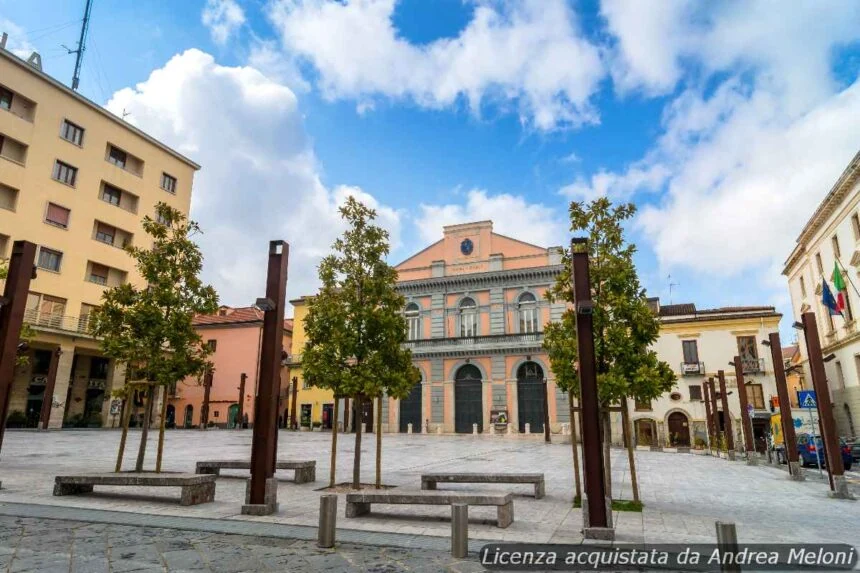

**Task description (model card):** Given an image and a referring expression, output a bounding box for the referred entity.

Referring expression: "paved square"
[0,429,857,549]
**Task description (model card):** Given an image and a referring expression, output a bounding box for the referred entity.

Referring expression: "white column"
[47,345,76,429]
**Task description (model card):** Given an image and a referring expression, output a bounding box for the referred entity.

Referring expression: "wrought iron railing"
[741,357,766,374]
[679,361,705,375]
[404,332,543,352]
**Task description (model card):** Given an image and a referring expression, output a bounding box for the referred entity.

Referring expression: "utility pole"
[717,370,736,460]
[0,241,37,453]
[68,0,95,91]
[237,373,247,429]
[571,238,613,540]
[764,334,802,480]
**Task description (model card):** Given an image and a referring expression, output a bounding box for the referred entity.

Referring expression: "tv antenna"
[63,0,95,91]
[668,274,680,304]
[121,108,131,120]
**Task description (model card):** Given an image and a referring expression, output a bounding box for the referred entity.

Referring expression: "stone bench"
[53,472,216,506]
[195,460,315,483]
[345,490,514,528]
[421,472,545,499]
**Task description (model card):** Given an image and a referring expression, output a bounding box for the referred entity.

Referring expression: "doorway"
[667,412,691,446]
[184,404,194,428]
[227,403,240,428]
[322,403,333,429]
[400,381,422,432]
[454,365,483,433]
[516,362,545,433]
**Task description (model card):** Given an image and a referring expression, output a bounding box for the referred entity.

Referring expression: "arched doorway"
[667,411,691,446]
[227,404,240,428]
[166,405,176,429]
[635,419,656,446]
[400,379,422,432]
[516,362,545,433]
[455,364,483,433]
[183,404,194,428]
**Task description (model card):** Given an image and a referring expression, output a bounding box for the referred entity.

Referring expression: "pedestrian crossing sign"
[798,390,817,409]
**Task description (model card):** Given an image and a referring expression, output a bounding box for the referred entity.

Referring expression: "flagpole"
[834,257,860,301]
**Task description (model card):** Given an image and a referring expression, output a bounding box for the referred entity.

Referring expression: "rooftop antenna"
[67,0,94,91]
[668,274,680,305]
[121,108,131,120]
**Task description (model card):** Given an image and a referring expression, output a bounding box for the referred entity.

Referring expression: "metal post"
[708,379,721,453]
[703,377,715,453]
[571,238,613,539]
[237,373,246,429]
[290,376,299,430]
[807,405,823,477]
[715,521,741,573]
[732,356,754,454]
[39,347,62,430]
[200,369,213,428]
[451,503,468,558]
[767,333,802,479]
[317,494,337,548]
[543,379,551,443]
[800,312,849,497]
[246,240,289,514]
[717,370,735,460]
[0,241,37,453]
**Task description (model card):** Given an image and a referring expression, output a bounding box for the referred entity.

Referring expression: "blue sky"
[3,0,860,340]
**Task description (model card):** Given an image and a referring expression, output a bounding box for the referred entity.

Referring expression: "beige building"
[783,151,860,440]
[0,43,199,429]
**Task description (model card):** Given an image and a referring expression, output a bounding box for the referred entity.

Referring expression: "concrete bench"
[345,490,514,528]
[421,472,545,499]
[195,460,315,483]
[53,472,215,506]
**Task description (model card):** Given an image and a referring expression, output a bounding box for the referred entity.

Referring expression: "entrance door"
[227,404,239,428]
[455,365,483,433]
[184,405,194,428]
[352,399,374,433]
[667,412,691,446]
[635,419,655,446]
[516,362,545,433]
[166,405,176,428]
[400,381,422,432]
[300,404,312,428]
[322,403,333,429]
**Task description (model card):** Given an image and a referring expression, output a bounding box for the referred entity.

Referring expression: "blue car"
[794,433,853,471]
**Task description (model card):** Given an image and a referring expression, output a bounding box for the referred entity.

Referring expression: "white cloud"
[202,0,246,45]
[105,49,401,307]
[560,163,670,202]
[415,189,567,247]
[267,0,604,130]
[0,18,36,58]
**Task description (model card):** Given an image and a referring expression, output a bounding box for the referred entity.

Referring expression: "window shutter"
[46,203,70,227]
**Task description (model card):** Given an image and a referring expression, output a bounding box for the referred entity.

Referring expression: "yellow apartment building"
[0,44,200,429]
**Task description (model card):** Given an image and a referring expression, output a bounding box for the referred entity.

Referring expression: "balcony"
[742,357,766,374]
[23,309,95,337]
[679,361,704,375]
[404,332,544,356]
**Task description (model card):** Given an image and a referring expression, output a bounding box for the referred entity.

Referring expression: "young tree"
[302,197,419,489]
[544,198,675,503]
[90,202,218,472]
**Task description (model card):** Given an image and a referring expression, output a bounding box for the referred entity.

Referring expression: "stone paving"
[0,429,857,550]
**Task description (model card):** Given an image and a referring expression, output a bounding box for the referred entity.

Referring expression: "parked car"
[775,433,853,471]
[849,439,860,464]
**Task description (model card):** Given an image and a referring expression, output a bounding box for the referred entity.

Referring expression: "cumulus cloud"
[266,0,604,130]
[0,18,36,58]
[105,49,400,307]
[202,0,246,45]
[415,189,567,248]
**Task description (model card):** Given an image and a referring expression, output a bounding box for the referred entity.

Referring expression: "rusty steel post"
[571,238,611,537]
[290,376,298,430]
[717,370,735,458]
[706,378,720,450]
[767,333,801,475]
[248,240,289,508]
[0,241,37,452]
[200,368,213,428]
[732,356,754,454]
[801,312,844,490]
[703,377,715,451]
[543,379,551,443]
[38,347,62,430]
[237,373,247,429]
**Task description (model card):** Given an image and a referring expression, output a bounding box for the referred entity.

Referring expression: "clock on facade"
[460,238,474,255]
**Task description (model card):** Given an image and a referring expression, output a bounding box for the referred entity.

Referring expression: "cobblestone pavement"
[0,430,857,549]
[0,515,486,573]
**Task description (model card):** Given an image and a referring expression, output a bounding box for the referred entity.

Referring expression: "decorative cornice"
[396,265,564,294]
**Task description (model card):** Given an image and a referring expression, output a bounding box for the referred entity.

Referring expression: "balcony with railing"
[741,357,766,374]
[404,332,544,355]
[23,308,95,337]
[679,361,705,375]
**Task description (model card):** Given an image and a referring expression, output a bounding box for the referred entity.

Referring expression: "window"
[853,214,860,242]
[26,293,67,327]
[102,184,121,206]
[88,263,109,285]
[835,361,846,390]
[737,336,760,372]
[518,292,539,333]
[832,235,841,259]
[31,350,52,376]
[0,87,12,110]
[844,290,855,322]
[747,384,765,409]
[52,160,77,186]
[0,184,17,211]
[799,276,807,298]
[60,120,84,146]
[161,172,177,193]
[107,145,127,168]
[156,209,169,225]
[95,222,115,245]
[37,247,62,272]
[689,385,702,401]
[682,340,699,364]
[44,203,70,229]
[459,297,477,337]
[634,398,652,411]
[815,252,824,275]
[207,339,217,351]
[405,303,421,340]
[89,357,109,380]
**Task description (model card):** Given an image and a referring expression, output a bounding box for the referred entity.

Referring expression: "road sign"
[798,390,817,409]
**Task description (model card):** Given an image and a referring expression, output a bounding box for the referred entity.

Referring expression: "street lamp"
[760,340,771,347]
[254,297,276,312]
[792,321,804,330]
[823,353,836,363]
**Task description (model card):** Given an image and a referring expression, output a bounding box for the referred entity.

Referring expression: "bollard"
[451,503,468,558]
[472,423,478,435]
[362,423,367,434]
[318,494,337,548]
[506,423,512,435]
[715,521,740,573]
[525,423,531,434]
[437,425,442,435]
[407,422,413,434]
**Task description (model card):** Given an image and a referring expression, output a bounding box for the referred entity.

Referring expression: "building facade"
[783,151,860,440]
[167,307,292,429]
[0,43,199,429]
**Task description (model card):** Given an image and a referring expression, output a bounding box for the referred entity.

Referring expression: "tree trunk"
[602,408,613,499]
[115,395,133,473]
[568,390,582,505]
[155,386,168,473]
[135,385,154,472]
[352,396,363,489]
[329,397,339,488]
[620,398,640,503]
[375,396,382,489]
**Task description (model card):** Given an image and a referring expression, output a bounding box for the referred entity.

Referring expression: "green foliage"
[612,499,644,512]
[302,196,420,403]
[544,198,676,404]
[89,202,219,389]
[0,259,6,279]
[5,411,27,428]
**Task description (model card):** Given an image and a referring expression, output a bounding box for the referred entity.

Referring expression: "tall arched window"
[459,297,477,337]
[405,303,421,340]
[518,292,538,333]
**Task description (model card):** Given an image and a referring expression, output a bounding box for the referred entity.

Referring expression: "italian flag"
[832,262,848,313]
